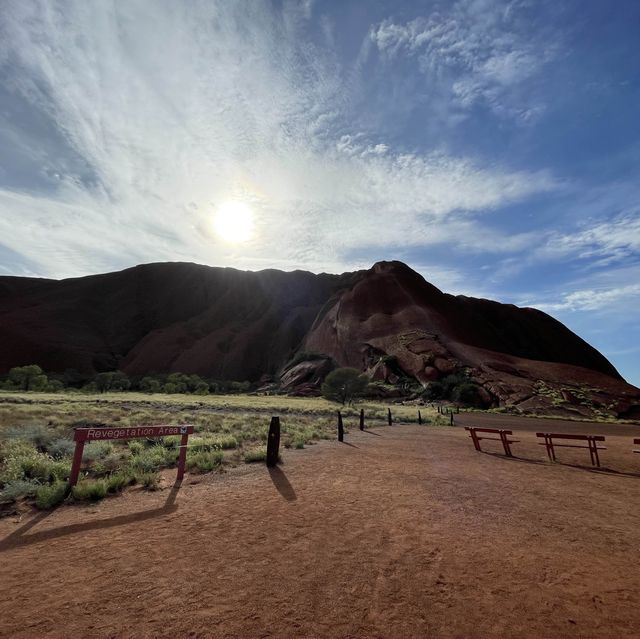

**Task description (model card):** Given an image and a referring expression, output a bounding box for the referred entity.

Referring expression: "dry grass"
[0,391,434,507]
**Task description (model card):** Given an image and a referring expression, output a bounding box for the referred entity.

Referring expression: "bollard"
[338,411,344,442]
[418,410,422,425]
[387,408,392,426]
[359,408,365,431]
[456,406,460,414]
[450,412,454,426]
[267,416,281,467]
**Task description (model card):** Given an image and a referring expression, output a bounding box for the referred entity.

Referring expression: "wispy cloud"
[535,284,640,312]
[541,211,640,266]
[369,0,558,121]
[0,0,556,279]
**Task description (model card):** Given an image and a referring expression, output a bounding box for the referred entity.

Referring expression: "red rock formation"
[1,260,638,418]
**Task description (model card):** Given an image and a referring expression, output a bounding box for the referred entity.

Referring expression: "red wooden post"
[176,431,189,481]
[387,408,392,426]
[418,410,422,425]
[69,430,88,487]
[359,408,364,431]
[500,430,513,457]
[337,411,344,442]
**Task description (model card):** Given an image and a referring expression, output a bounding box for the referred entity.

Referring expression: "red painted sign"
[69,424,194,487]
[74,424,193,442]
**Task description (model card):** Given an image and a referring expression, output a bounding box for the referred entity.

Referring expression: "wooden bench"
[536,432,606,467]
[633,438,640,454]
[465,427,519,457]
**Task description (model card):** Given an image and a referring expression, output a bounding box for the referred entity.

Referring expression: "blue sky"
[0,1,639,385]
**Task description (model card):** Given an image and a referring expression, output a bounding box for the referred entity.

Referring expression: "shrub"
[451,382,483,406]
[244,447,268,463]
[321,368,368,405]
[7,364,48,391]
[17,454,70,483]
[106,472,134,494]
[47,438,76,459]
[186,450,224,473]
[35,481,68,509]
[128,441,144,456]
[139,377,161,393]
[138,472,160,490]
[0,479,40,503]
[5,424,55,452]
[46,380,65,393]
[83,441,114,462]
[72,479,108,502]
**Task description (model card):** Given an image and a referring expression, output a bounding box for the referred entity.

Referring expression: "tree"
[139,377,161,393]
[7,365,48,391]
[94,371,130,393]
[321,368,368,405]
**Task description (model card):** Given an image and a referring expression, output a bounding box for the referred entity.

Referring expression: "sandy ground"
[1,415,640,639]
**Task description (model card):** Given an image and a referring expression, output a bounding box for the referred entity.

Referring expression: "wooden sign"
[69,424,194,486]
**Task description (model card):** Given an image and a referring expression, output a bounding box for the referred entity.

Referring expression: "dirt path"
[1,424,640,638]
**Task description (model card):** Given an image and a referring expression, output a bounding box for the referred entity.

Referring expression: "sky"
[0,0,639,385]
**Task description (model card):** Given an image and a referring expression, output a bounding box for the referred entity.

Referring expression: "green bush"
[106,472,134,494]
[128,441,144,456]
[0,479,40,503]
[5,424,55,451]
[138,472,160,490]
[83,441,114,462]
[47,438,76,459]
[72,479,108,502]
[244,447,268,463]
[35,481,68,509]
[321,368,368,405]
[451,382,483,406]
[186,450,224,473]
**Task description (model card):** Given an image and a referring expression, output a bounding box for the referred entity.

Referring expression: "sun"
[214,201,254,243]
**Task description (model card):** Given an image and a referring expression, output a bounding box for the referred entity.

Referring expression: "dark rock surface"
[1,260,638,418]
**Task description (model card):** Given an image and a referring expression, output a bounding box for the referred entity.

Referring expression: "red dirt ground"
[1,415,640,638]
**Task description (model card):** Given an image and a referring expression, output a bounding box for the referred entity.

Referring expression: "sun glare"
[214,201,254,243]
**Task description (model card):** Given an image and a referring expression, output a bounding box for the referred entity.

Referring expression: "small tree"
[321,368,368,405]
[140,377,161,393]
[7,365,48,391]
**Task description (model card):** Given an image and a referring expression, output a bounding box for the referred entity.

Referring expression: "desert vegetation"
[0,390,433,511]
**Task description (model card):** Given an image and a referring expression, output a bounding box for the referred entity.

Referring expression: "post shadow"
[0,481,183,553]
[268,466,297,502]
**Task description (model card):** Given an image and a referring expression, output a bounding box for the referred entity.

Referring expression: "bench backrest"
[535,432,605,441]
[465,427,513,435]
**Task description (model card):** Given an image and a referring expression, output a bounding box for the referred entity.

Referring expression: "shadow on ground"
[0,481,182,552]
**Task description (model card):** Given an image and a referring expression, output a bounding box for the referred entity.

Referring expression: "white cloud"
[542,212,640,266]
[535,284,640,313]
[0,1,556,279]
[370,0,558,120]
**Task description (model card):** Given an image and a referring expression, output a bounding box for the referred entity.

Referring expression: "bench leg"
[500,431,512,457]
[544,436,555,462]
[589,438,601,467]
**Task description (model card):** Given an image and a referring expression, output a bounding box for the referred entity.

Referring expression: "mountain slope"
[1,260,638,418]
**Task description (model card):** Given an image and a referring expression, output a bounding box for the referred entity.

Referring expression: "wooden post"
[450,412,453,426]
[456,406,460,414]
[418,410,422,425]
[176,430,189,481]
[359,408,364,431]
[387,408,392,426]
[267,416,280,467]
[69,437,86,487]
[338,411,344,442]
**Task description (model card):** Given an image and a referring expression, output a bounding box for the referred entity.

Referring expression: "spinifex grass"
[0,392,437,506]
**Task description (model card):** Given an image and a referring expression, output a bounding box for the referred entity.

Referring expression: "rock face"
[1,260,638,418]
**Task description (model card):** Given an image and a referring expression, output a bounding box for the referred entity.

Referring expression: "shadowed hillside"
[1,261,638,418]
